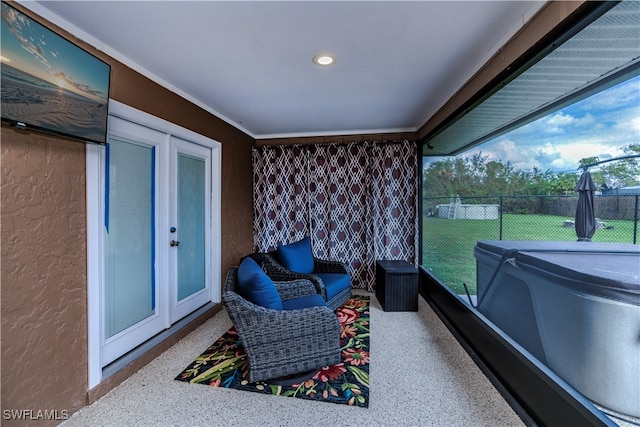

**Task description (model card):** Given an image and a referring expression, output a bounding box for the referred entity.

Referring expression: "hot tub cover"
[476,241,640,305]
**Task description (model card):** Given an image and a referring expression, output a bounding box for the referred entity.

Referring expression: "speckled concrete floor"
[62,292,528,427]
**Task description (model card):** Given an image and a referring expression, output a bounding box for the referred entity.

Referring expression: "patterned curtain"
[252,140,417,292]
[371,142,419,263]
[308,143,375,290]
[252,145,310,251]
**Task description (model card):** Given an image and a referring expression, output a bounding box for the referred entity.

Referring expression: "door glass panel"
[105,139,155,338]
[177,153,206,300]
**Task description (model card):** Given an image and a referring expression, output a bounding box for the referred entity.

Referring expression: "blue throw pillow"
[277,237,315,274]
[236,257,283,310]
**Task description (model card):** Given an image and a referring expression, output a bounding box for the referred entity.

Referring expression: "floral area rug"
[175,295,370,407]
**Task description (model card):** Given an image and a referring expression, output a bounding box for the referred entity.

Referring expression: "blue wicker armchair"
[261,254,352,311]
[249,237,352,311]
[222,262,341,384]
[253,237,352,311]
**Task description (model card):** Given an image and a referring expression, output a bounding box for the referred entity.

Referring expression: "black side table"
[375,260,418,311]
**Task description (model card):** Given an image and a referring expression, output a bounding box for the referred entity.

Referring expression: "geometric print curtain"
[371,142,419,265]
[252,145,310,249]
[252,140,417,292]
[307,143,375,290]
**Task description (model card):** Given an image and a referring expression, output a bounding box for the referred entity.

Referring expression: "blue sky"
[0,2,109,103]
[2,2,636,164]
[429,74,640,174]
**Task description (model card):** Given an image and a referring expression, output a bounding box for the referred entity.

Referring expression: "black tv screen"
[1,2,110,145]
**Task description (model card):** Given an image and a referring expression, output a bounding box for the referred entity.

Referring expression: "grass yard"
[422,213,638,295]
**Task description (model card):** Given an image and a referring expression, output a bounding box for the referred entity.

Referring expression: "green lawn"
[422,213,638,295]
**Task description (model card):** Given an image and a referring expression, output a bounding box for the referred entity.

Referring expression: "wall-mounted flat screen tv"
[1,2,110,145]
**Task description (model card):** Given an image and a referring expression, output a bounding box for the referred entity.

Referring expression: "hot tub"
[474,240,640,418]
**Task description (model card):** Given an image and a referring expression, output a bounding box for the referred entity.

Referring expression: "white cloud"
[546,112,575,127]
[466,138,541,171]
[469,132,628,173]
[541,112,598,135]
[631,116,640,134]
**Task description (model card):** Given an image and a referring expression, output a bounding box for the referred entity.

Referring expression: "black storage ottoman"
[375,260,418,311]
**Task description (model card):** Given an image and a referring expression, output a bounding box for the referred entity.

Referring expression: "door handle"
[170,240,180,247]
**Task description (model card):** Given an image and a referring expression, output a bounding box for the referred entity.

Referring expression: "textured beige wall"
[1,130,89,424]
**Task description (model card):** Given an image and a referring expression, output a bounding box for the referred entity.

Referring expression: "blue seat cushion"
[237,257,283,310]
[316,273,351,301]
[282,294,327,311]
[276,236,315,274]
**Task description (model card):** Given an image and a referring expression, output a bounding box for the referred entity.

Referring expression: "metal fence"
[424,194,639,243]
[421,194,640,294]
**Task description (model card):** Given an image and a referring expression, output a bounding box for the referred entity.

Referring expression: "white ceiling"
[31,1,545,140]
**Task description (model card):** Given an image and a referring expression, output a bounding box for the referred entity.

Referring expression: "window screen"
[424,1,640,156]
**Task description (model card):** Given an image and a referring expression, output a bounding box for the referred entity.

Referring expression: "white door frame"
[86,100,221,388]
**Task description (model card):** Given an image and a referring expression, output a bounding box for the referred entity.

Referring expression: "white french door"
[94,105,219,369]
[169,137,212,323]
[102,130,164,365]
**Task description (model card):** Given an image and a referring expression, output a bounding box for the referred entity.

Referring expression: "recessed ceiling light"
[313,54,336,66]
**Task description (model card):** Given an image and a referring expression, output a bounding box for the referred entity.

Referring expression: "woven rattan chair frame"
[222,267,341,384]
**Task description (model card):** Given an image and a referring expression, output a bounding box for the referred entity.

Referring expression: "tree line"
[423,144,640,198]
